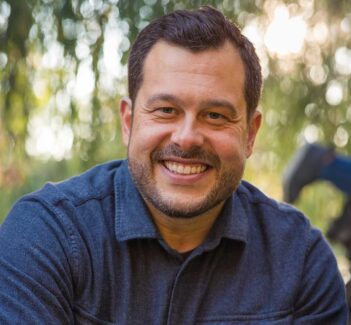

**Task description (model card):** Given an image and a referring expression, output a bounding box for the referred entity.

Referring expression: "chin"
[150,195,220,219]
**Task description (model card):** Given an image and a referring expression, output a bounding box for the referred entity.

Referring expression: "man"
[0,6,347,324]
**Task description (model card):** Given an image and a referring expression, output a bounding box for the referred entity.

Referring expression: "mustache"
[151,144,220,168]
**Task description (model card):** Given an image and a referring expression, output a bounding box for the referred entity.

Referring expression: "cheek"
[211,132,247,162]
[220,144,246,164]
[129,121,171,153]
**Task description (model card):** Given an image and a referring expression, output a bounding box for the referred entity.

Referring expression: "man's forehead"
[144,39,240,62]
[134,40,246,114]
[141,40,244,82]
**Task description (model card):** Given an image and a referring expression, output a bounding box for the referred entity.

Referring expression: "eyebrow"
[145,93,185,108]
[145,93,238,114]
[199,99,237,114]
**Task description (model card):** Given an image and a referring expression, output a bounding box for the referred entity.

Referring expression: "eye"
[153,106,178,120]
[208,112,225,120]
[203,110,232,126]
[159,107,175,114]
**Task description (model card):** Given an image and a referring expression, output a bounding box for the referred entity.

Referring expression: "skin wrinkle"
[140,107,241,131]
[128,158,240,219]
[145,93,239,118]
[142,93,244,132]
[144,41,246,110]
[152,143,220,169]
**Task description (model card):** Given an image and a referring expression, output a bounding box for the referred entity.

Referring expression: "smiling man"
[120,39,261,253]
[0,6,347,325]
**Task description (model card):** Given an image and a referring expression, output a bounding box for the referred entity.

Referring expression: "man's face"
[120,41,261,218]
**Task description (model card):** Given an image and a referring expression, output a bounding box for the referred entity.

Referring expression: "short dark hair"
[128,6,262,118]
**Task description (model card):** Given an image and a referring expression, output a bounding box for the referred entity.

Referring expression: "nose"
[170,117,204,150]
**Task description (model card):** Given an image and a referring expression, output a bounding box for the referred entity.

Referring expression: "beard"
[128,144,244,219]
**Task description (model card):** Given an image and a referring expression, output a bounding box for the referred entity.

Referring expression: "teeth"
[164,161,207,175]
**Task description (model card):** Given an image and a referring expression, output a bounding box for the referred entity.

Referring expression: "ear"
[120,96,133,147]
[245,110,262,158]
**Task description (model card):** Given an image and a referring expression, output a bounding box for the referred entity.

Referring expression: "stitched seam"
[291,227,319,317]
[28,195,81,288]
[196,308,293,321]
[73,191,113,207]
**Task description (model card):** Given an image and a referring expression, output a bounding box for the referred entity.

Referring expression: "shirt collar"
[114,159,248,245]
[114,160,160,241]
[204,190,249,248]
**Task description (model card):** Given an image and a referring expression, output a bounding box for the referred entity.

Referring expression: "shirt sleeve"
[0,198,76,324]
[292,227,348,324]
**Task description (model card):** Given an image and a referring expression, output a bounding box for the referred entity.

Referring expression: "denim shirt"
[0,160,347,324]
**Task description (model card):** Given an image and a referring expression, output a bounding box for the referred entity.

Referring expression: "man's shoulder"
[28,159,126,208]
[237,180,313,234]
[235,181,330,277]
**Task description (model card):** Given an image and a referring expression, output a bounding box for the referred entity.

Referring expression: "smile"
[164,161,208,175]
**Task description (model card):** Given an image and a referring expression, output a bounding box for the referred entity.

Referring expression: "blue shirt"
[0,160,347,324]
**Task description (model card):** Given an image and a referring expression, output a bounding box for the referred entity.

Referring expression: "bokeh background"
[1,0,351,276]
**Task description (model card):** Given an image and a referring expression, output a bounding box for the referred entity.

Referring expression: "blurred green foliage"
[0,0,351,243]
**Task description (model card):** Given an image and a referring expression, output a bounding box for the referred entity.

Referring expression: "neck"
[146,203,224,253]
